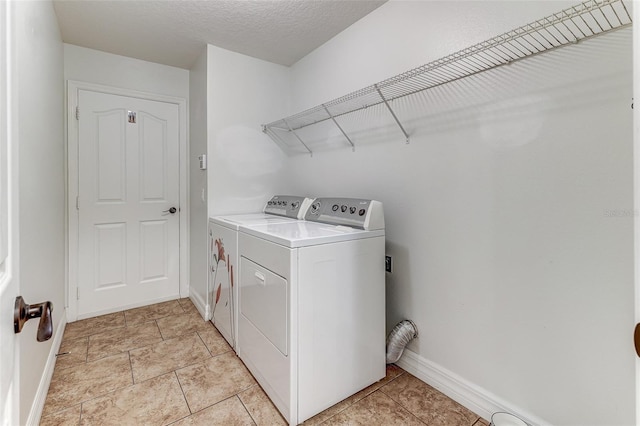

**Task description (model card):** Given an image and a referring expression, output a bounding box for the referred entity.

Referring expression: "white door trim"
[66,80,189,321]
[0,1,20,423]
[634,4,640,424]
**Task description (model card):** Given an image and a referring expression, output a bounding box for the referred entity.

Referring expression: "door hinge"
[76,196,79,210]
[75,106,79,120]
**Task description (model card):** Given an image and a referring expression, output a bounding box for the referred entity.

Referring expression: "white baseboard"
[190,289,210,321]
[25,310,67,426]
[73,294,180,321]
[395,349,550,426]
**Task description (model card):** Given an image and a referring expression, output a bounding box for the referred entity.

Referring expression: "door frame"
[635,2,640,424]
[0,0,19,423]
[66,81,189,321]
[634,2,640,423]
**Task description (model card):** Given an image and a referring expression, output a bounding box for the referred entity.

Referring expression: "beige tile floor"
[40,299,489,426]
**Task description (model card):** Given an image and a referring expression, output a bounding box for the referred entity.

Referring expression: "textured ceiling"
[52,0,387,69]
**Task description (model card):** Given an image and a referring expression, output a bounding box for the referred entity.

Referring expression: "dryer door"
[240,258,288,355]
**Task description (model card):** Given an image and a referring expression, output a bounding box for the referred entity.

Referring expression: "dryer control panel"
[304,198,385,230]
[264,195,313,219]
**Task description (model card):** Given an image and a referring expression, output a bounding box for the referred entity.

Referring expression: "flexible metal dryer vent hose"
[386,320,418,364]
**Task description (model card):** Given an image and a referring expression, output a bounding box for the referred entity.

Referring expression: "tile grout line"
[157,318,167,340]
[134,342,212,383]
[82,334,89,365]
[235,394,258,426]
[398,390,430,426]
[173,370,195,415]
[377,386,415,415]
[377,377,431,424]
[184,393,243,418]
[196,329,214,356]
[77,402,83,425]
[378,375,476,426]
[302,369,407,425]
[127,351,135,385]
[84,336,164,364]
[43,351,137,415]
[62,325,126,344]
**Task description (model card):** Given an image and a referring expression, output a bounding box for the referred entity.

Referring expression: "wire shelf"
[262,0,632,155]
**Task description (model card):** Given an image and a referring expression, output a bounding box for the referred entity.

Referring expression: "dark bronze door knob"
[14,296,53,342]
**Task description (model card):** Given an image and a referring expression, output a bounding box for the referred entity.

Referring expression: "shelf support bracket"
[322,105,355,152]
[284,119,313,157]
[375,84,410,144]
[263,126,291,153]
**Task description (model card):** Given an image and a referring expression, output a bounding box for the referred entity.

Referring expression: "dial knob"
[341,205,347,213]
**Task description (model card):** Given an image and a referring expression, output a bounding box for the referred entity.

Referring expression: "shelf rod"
[284,118,313,157]
[375,84,410,144]
[322,104,355,151]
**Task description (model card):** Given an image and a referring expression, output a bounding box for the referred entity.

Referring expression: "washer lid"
[239,221,384,248]
[210,213,297,230]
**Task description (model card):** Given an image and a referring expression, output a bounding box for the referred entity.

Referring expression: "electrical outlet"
[385,256,392,273]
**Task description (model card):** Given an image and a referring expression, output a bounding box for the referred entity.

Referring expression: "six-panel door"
[77,90,180,316]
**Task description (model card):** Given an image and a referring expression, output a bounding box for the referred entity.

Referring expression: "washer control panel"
[304,198,384,230]
[264,195,313,219]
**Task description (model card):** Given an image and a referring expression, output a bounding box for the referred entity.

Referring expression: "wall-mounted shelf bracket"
[374,84,410,144]
[263,124,313,157]
[284,118,313,157]
[323,104,356,152]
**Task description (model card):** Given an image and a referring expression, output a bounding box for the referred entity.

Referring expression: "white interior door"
[635,5,640,424]
[77,90,180,317]
[0,1,19,423]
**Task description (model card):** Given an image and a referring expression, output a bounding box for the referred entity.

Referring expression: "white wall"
[206,44,292,217]
[14,1,64,423]
[285,1,634,425]
[193,44,292,317]
[64,44,189,99]
[189,48,208,313]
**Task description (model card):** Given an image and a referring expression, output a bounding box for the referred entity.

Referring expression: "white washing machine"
[208,195,313,349]
[237,198,386,425]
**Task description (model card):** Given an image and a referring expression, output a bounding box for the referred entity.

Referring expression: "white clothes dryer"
[207,195,312,349]
[237,198,386,425]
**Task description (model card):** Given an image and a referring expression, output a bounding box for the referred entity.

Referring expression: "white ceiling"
[52,0,387,69]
